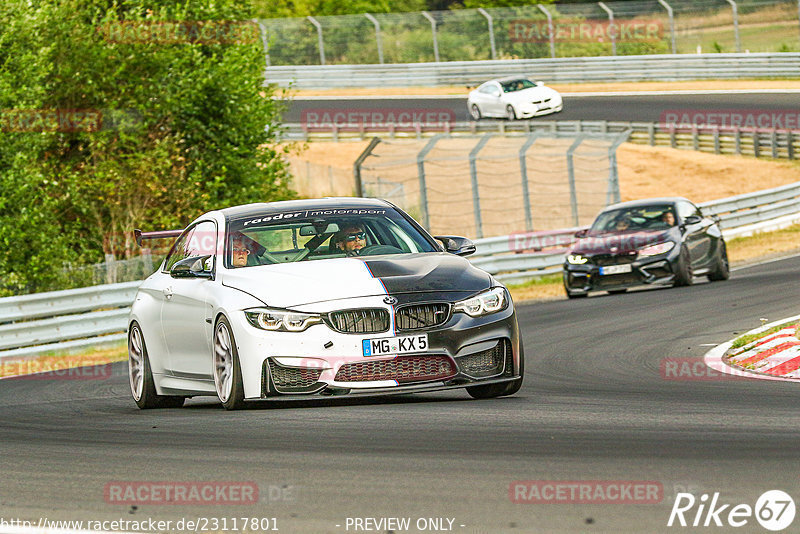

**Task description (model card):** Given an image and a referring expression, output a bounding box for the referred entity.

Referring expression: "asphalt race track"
[284,92,800,124]
[2,256,800,533]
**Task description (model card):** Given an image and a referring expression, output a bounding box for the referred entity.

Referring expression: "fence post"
[734,126,741,154]
[607,130,630,205]
[421,11,440,62]
[519,134,541,231]
[307,16,326,65]
[725,0,741,53]
[364,14,384,64]
[353,137,381,198]
[104,253,117,285]
[416,134,446,229]
[771,129,778,158]
[692,126,699,151]
[566,136,585,225]
[477,8,497,60]
[537,4,556,58]
[648,122,656,145]
[253,19,271,68]
[469,134,492,239]
[753,131,760,158]
[788,130,795,160]
[598,2,616,56]
[713,127,720,154]
[657,0,677,54]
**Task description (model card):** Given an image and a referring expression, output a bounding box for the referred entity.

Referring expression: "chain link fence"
[258,0,800,66]
[353,132,628,238]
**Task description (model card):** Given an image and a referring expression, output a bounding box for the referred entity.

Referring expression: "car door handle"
[163,287,173,300]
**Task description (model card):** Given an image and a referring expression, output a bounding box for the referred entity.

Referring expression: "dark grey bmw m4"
[563,197,730,298]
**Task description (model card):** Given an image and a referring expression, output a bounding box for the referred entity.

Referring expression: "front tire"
[708,241,730,281]
[467,342,524,399]
[673,246,693,287]
[470,103,482,120]
[213,316,246,410]
[506,105,517,121]
[128,322,185,409]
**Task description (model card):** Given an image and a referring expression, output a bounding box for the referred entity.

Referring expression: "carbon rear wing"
[134,228,183,247]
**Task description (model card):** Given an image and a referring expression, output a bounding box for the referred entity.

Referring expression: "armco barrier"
[283,120,800,161]
[2,181,800,359]
[0,281,141,361]
[265,53,800,89]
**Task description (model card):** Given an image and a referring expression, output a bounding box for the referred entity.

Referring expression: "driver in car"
[334,224,367,256]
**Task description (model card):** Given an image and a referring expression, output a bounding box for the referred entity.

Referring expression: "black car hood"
[364,253,492,294]
[570,229,678,255]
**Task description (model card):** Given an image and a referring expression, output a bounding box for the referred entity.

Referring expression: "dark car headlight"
[454,287,508,317]
[638,242,675,257]
[245,307,321,332]
[567,254,589,265]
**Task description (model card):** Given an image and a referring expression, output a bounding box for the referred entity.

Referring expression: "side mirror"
[575,229,589,238]
[434,235,476,256]
[170,255,214,279]
[683,215,702,225]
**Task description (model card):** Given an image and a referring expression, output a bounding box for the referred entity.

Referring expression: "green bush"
[0,0,293,295]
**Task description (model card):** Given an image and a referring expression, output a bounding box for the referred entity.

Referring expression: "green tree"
[0,0,293,295]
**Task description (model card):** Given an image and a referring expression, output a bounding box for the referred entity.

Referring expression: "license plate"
[362,334,428,357]
[599,264,632,275]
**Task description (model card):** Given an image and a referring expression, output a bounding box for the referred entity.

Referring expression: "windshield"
[225,207,438,268]
[501,79,536,92]
[590,204,677,234]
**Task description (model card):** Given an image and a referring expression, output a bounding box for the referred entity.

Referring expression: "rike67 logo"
[668,490,795,531]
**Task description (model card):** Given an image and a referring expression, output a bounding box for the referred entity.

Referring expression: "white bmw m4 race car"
[128,198,523,410]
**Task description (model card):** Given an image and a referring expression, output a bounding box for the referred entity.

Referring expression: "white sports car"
[128,198,524,410]
[468,77,563,120]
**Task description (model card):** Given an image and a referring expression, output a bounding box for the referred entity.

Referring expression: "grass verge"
[729,321,799,350]
[0,343,127,378]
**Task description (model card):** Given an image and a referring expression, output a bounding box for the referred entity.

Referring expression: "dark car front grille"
[594,272,640,288]
[264,359,323,394]
[457,339,512,378]
[326,309,389,334]
[395,303,450,331]
[592,252,638,266]
[334,355,457,383]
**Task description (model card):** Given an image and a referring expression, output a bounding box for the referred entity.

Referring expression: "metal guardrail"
[0,281,141,360]
[2,181,800,359]
[266,53,800,89]
[284,119,800,161]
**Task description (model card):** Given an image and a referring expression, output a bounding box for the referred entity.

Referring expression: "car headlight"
[638,242,675,257]
[454,287,508,317]
[245,308,321,332]
[567,254,589,265]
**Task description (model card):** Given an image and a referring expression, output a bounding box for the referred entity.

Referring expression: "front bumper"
[563,252,677,295]
[516,101,563,118]
[231,295,522,400]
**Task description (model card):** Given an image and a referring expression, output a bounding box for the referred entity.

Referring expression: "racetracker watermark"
[510,480,663,504]
[660,357,751,381]
[660,109,800,130]
[104,481,259,505]
[97,21,258,45]
[301,108,456,131]
[3,359,112,380]
[0,109,142,133]
[509,19,663,43]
